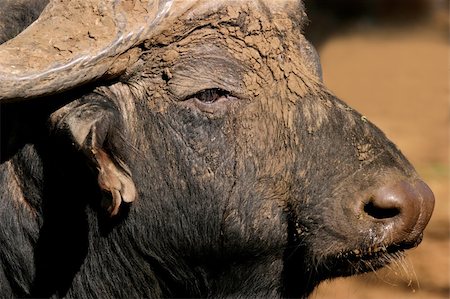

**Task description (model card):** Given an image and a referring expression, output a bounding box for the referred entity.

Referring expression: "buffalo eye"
[190,88,231,104]
[182,88,238,114]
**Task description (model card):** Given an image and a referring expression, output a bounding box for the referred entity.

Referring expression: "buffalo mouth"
[322,234,423,278]
[280,236,421,299]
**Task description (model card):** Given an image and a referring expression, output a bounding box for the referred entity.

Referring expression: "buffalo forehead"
[168,43,247,100]
[142,2,324,130]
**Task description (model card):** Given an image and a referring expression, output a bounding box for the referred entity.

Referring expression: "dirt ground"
[310,16,449,299]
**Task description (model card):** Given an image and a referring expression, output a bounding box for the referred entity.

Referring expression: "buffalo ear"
[51,96,136,216]
[299,36,323,82]
[91,148,136,216]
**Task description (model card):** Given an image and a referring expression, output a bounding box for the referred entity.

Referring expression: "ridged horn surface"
[0,0,194,101]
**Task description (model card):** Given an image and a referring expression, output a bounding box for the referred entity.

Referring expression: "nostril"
[362,181,417,223]
[364,199,401,219]
[355,179,434,248]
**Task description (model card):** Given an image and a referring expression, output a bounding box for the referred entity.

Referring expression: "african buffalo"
[0,0,434,298]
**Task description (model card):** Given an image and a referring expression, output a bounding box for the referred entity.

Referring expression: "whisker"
[369,257,399,287]
[404,254,420,291]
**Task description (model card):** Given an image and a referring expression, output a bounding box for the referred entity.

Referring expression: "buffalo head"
[0,0,434,298]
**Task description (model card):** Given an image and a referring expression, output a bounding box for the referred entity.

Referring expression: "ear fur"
[299,36,323,82]
[51,94,136,216]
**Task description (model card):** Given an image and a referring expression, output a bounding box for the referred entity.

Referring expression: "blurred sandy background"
[302,1,449,298]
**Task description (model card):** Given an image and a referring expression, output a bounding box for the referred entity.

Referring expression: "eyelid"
[179,87,247,114]
[183,88,233,103]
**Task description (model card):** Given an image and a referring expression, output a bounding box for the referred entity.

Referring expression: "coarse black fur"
[0,0,49,44]
[0,90,416,298]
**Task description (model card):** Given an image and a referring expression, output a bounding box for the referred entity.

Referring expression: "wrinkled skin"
[0,2,429,299]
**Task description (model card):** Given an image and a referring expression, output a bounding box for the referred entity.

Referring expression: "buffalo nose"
[363,180,435,246]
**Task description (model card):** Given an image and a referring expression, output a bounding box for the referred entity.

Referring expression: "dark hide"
[0,0,49,44]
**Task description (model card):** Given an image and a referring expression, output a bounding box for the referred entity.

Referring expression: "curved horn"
[0,0,195,102]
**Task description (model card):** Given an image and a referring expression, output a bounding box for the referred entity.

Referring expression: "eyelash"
[191,88,230,104]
